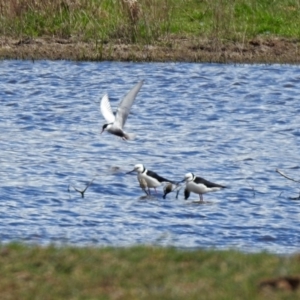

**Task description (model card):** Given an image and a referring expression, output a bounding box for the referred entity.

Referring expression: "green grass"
[0,243,300,299]
[0,0,299,44]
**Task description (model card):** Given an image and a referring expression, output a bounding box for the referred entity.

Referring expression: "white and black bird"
[182,173,226,202]
[100,80,144,140]
[127,164,174,196]
[163,182,182,199]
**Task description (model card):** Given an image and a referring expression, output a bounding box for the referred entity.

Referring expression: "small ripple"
[0,61,299,253]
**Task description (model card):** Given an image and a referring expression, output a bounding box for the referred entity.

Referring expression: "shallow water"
[0,60,300,254]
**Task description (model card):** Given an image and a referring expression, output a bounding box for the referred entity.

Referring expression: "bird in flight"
[100,80,144,140]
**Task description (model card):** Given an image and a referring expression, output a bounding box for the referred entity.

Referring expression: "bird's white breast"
[138,173,161,188]
[187,181,222,194]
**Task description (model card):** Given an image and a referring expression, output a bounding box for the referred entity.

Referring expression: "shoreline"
[1,36,300,64]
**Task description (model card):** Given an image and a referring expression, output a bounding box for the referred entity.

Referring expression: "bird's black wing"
[147,170,174,183]
[194,176,226,188]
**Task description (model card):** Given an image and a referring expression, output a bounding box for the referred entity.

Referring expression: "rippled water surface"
[1,60,300,254]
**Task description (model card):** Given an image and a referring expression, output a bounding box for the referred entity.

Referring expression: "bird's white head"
[126,164,145,174]
[133,164,145,173]
[184,173,194,182]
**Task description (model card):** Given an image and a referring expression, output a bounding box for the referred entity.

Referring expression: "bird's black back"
[147,170,174,183]
[194,176,226,188]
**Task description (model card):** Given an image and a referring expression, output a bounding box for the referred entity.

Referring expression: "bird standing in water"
[182,172,226,202]
[127,164,174,195]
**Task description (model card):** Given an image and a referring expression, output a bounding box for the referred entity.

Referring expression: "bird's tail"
[123,132,136,140]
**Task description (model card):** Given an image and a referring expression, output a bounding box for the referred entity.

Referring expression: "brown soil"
[259,276,300,291]
[0,36,299,63]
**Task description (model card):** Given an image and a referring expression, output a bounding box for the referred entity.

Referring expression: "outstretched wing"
[115,80,144,128]
[100,94,115,123]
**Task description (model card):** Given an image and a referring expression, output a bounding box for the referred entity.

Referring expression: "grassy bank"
[0,0,299,62]
[1,0,300,43]
[1,243,300,299]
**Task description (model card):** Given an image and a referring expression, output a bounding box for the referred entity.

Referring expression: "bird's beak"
[100,129,104,134]
[126,169,136,174]
[179,178,186,183]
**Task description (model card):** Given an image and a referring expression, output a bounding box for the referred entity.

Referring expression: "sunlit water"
[0,60,300,254]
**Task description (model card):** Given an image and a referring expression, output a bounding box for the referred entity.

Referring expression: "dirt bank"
[0,36,299,63]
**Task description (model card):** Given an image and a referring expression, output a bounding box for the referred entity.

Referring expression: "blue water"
[0,60,300,254]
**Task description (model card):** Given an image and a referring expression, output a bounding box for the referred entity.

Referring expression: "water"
[0,60,300,254]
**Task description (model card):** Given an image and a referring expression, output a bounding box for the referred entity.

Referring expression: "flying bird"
[100,80,144,140]
[181,172,226,202]
[127,164,174,196]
